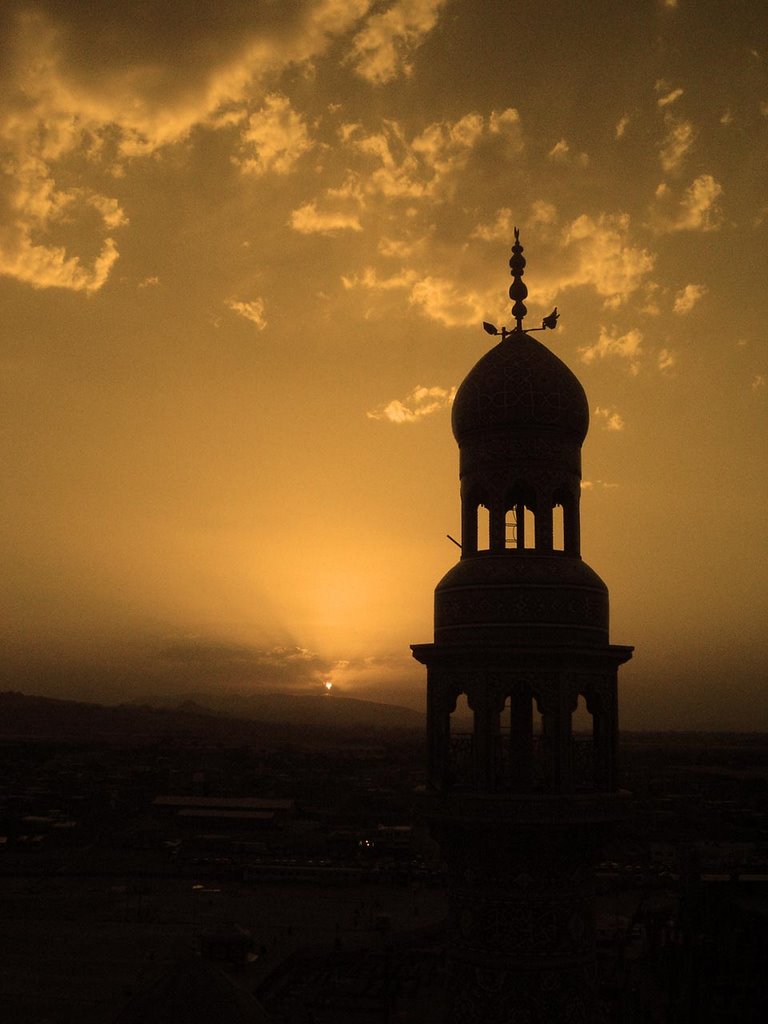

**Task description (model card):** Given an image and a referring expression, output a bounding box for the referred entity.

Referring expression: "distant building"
[412,232,633,1022]
[152,795,294,828]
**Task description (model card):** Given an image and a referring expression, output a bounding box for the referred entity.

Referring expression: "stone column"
[509,687,533,792]
[461,496,477,556]
[471,690,498,792]
[537,501,553,553]
[553,683,574,793]
[489,501,506,553]
[426,671,452,791]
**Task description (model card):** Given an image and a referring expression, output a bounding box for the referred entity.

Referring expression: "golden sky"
[1,0,766,729]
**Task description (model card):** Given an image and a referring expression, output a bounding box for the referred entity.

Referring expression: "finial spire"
[509,226,528,331]
[481,230,560,340]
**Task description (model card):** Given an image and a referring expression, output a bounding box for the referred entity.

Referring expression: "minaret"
[412,232,633,1023]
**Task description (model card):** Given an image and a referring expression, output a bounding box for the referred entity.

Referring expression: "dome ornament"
[482,227,560,339]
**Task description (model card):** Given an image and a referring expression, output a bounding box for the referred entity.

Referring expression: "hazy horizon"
[1,1,766,731]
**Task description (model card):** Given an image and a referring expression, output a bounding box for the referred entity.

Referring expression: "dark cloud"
[155,638,334,689]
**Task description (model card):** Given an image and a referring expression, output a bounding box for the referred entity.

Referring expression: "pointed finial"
[509,226,528,332]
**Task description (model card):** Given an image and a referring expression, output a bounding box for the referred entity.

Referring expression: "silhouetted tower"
[412,232,633,1023]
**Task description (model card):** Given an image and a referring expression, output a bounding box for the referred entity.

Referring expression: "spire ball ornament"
[483,230,561,337]
[509,225,528,330]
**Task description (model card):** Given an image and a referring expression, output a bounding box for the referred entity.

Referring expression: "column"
[461,496,477,556]
[509,687,533,791]
[537,501,553,553]
[489,501,506,553]
[426,670,451,791]
[553,683,574,793]
[471,689,498,792]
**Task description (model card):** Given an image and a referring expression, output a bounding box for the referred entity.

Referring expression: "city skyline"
[1,1,766,729]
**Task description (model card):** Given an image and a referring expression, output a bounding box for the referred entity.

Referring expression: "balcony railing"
[446,732,597,794]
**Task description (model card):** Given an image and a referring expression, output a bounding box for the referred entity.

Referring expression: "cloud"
[676,174,724,230]
[290,201,363,233]
[235,93,312,175]
[138,275,159,289]
[556,214,655,306]
[673,283,707,314]
[0,0,374,291]
[344,264,492,327]
[226,297,267,329]
[367,383,455,423]
[594,406,625,431]
[658,348,676,371]
[156,639,334,690]
[579,326,643,372]
[338,108,521,204]
[409,276,489,327]
[530,200,557,226]
[341,266,418,290]
[472,206,515,242]
[657,87,684,108]
[659,117,695,172]
[581,479,619,490]
[548,138,589,166]
[615,115,630,140]
[654,174,724,232]
[348,0,447,84]
[471,200,554,243]
[752,374,766,391]
[0,230,121,293]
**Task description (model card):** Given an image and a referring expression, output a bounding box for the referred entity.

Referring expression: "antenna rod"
[446,534,462,550]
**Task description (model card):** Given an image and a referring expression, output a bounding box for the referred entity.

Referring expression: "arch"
[524,506,536,550]
[447,693,473,790]
[504,506,519,549]
[504,484,537,551]
[477,503,490,551]
[552,486,579,555]
[552,503,565,551]
[572,694,594,791]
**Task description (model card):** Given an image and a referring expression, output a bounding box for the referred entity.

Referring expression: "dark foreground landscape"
[1,691,766,1023]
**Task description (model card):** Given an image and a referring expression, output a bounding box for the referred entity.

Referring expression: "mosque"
[412,230,633,1022]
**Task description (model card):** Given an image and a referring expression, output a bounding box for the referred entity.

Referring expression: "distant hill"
[0,689,423,746]
[150,689,424,731]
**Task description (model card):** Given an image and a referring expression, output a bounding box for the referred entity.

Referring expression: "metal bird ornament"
[542,307,559,330]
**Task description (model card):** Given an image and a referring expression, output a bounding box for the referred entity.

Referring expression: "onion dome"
[451,332,589,446]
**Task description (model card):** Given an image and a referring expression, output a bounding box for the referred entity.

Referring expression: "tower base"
[423,791,627,1023]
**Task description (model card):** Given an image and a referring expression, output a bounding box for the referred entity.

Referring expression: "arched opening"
[552,488,576,554]
[448,694,473,790]
[505,488,536,550]
[477,504,490,551]
[572,694,594,791]
[504,507,518,549]
[524,506,536,549]
[552,503,565,551]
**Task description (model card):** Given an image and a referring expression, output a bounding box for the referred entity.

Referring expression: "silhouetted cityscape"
[1,694,766,1022]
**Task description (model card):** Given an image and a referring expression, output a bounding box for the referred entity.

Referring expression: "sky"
[1,0,766,729]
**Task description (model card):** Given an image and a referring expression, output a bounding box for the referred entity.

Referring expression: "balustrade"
[445,732,597,793]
